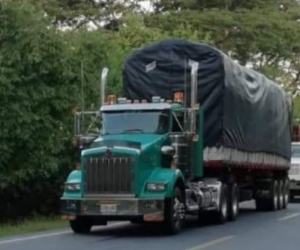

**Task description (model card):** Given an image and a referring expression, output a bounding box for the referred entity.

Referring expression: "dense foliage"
[1,0,300,221]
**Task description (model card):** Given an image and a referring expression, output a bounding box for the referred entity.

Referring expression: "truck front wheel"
[70,217,93,234]
[163,187,185,235]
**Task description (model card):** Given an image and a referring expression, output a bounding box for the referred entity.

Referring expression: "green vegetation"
[1,0,300,223]
[0,216,67,238]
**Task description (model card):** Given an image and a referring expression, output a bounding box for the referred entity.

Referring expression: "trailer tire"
[228,183,239,221]
[255,179,279,211]
[278,180,284,210]
[70,217,92,234]
[283,178,289,209]
[163,187,185,235]
[271,180,279,211]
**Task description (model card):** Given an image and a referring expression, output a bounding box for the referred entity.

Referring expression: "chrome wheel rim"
[279,186,284,207]
[274,185,278,209]
[173,196,184,229]
[232,192,238,216]
[221,196,228,217]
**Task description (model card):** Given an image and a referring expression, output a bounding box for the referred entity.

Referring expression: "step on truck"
[60,39,292,235]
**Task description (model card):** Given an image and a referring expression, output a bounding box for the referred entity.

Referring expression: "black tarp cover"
[122,39,292,160]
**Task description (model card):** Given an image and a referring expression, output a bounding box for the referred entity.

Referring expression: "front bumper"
[60,197,165,222]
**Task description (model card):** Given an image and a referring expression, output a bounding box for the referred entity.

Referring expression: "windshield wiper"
[121,129,144,134]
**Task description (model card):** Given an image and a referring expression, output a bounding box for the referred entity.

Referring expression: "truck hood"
[88,133,166,152]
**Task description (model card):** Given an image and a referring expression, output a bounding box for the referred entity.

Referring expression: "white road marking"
[186,235,235,250]
[0,222,128,245]
[278,212,300,221]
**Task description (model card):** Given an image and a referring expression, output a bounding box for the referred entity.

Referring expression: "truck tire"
[216,183,229,224]
[278,180,284,210]
[283,178,289,209]
[271,180,279,211]
[163,187,185,235]
[198,183,228,225]
[228,183,239,221]
[70,217,92,234]
[255,179,279,211]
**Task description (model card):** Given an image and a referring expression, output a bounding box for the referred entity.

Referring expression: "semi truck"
[289,125,300,201]
[60,39,292,235]
[289,141,300,201]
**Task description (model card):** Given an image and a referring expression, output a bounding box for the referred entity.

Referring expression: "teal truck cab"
[61,64,227,235]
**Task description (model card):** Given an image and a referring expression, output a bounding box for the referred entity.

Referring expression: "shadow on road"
[87,206,260,238]
[84,202,300,238]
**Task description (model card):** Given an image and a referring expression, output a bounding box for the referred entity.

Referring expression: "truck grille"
[85,156,134,195]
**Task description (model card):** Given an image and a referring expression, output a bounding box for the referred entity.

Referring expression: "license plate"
[100,204,117,214]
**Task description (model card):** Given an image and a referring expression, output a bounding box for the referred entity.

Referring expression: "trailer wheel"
[163,187,185,235]
[283,178,289,209]
[255,179,279,211]
[228,183,239,221]
[271,180,279,211]
[70,217,92,234]
[278,180,284,210]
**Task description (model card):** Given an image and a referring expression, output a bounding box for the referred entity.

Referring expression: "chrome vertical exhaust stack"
[188,60,199,133]
[101,67,109,106]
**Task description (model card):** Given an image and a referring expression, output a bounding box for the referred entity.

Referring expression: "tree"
[153,0,299,12]
[0,0,80,219]
[29,0,144,30]
[145,2,300,95]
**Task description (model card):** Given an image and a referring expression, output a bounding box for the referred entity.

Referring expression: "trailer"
[60,39,292,235]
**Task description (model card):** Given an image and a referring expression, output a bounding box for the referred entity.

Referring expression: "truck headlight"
[146,182,167,191]
[65,183,81,191]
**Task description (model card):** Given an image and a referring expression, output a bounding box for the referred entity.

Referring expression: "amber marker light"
[107,95,117,104]
[174,92,184,103]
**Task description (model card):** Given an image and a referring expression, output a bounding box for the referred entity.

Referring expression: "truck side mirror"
[161,146,175,156]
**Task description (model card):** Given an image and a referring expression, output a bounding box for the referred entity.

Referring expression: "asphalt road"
[1,201,300,250]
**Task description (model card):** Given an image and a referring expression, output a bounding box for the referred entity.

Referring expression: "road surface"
[1,201,300,250]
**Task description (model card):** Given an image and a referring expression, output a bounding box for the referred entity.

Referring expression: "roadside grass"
[0,216,68,238]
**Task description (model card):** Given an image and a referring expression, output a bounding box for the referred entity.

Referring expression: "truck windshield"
[101,110,169,135]
[292,144,300,158]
